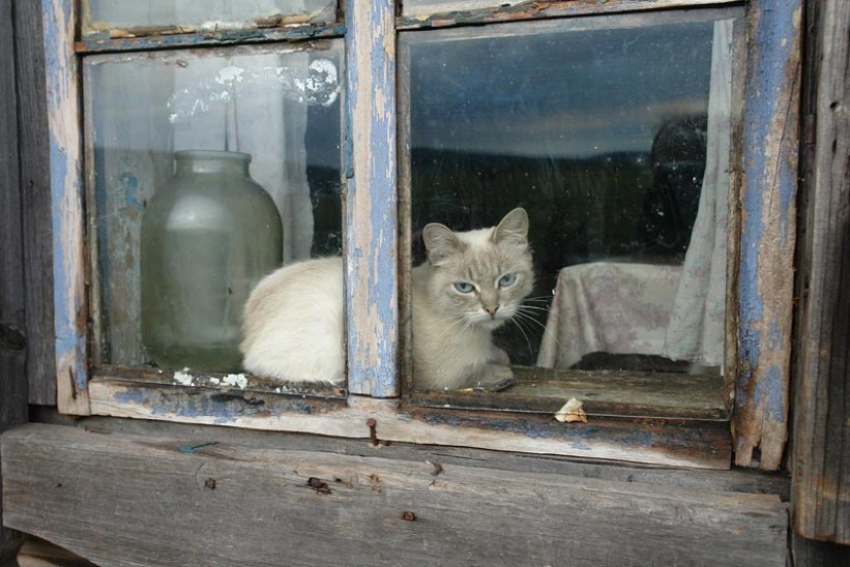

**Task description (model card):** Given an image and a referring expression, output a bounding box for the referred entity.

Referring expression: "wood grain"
[2,423,788,566]
[344,0,399,397]
[791,0,850,544]
[86,373,731,469]
[399,0,741,27]
[41,0,89,415]
[0,0,29,560]
[734,0,803,471]
[15,0,57,405]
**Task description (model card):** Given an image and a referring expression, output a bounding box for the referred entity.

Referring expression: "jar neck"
[174,150,251,176]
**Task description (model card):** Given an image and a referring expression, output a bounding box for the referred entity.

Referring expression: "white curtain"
[661,19,733,368]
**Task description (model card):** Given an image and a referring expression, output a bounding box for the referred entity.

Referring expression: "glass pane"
[84,42,343,378]
[401,10,741,412]
[82,0,337,37]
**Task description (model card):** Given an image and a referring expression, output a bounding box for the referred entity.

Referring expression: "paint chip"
[222,373,248,389]
[173,369,194,386]
[555,397,587,423]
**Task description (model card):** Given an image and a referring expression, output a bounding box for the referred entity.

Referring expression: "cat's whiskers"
[514,305,568,352]
[505,313,535,360]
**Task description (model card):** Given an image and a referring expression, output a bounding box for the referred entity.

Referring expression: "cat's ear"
[423,222,463,264]
[493,208,529,245]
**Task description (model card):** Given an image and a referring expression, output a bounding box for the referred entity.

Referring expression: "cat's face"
[422,208,534,329]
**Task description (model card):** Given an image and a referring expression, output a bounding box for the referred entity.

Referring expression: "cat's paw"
[473,363,515,392]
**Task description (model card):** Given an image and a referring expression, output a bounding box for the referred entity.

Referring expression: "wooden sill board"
[1,423,787,566]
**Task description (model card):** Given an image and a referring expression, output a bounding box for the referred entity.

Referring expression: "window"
[46,0,800,470]
[399,7,742,421]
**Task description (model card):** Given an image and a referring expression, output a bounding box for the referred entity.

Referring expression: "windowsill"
[410,365,729,420]
[84,365,732,470]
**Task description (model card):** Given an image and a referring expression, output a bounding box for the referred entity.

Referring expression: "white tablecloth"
[536,262,683,369]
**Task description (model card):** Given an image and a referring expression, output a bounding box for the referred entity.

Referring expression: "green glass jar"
[141,150,282,372]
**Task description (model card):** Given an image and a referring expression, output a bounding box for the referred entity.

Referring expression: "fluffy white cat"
[241,208,534,391]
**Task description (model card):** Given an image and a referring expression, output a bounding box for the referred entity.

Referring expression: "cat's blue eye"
[498,273,517,287]
[454,282,475,293]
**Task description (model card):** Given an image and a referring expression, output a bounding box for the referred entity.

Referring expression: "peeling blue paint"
[45,0,88,393]
[113,387,332,421]
[344,0,399,398]
[734,0,801,467]
[752,365,786,422]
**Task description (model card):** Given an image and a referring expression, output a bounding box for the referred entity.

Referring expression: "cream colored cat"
[241,208,534,391]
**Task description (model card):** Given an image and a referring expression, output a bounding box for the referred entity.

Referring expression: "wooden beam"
[2,423,788,566]
[792,0,850,545]
[399,0,742,27]
[40,0,89,415]
[16,0,57,406]
[0,0,29,560]
[344,0,399,397]
[734,0,803,471]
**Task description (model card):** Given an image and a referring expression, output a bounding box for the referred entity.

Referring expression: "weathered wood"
[792,0,850,545]
[734,0,802,471]
[414,366,728,420]
[15,0,56,406]
[399,0,741,27]
[41,0,89,415]
[87,375,731,469]
[791,532,850,567]
[1,0,29,560]
[345,0,399,397]
[2,423,788,566]
[73,412,788,498]
[17,537,94,567]
[76,23,346,53]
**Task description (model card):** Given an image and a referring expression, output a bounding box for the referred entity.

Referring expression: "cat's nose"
[484,305,499,317]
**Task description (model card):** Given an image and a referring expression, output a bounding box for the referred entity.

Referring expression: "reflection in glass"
[85,42,343,369]
[82,0,336,37]
[402,12,738,387]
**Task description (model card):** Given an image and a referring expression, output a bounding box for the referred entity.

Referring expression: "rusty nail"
[366,417,379,446]
[204,478,216,490]
[402,511,416,521]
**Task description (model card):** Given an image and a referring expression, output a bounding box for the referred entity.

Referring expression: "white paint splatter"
[222,373,248,389]
[173,369,194,386]
[167,58,340,124]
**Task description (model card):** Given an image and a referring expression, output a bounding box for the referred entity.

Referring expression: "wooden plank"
[41,0,89,415]
[398,0,742,29]
[74,413,789,498]
[734,0,802,471]
[0,0,29,560]
[791,532,850,567]
[791,0,850,545]
[413,366,728,420]
[87,375,731,469]
[344,0,399,397]
[76,23,345,53]
[16,0,57,406]
[2,423,787,566]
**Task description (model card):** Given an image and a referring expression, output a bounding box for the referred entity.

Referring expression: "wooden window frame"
[43,0,802,471]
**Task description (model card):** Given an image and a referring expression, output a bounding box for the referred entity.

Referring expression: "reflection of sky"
[409,21,714,159]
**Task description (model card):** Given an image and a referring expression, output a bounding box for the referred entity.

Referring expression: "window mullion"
[344,0,399,397]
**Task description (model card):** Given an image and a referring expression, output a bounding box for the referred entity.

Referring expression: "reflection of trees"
[638,114,709,259]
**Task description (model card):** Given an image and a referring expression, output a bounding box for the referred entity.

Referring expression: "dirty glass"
[83,42,343,371]
[82,0,337,37]
[400,9,742,412]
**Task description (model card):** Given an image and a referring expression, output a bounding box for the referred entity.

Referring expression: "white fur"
[240,209,534,390]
